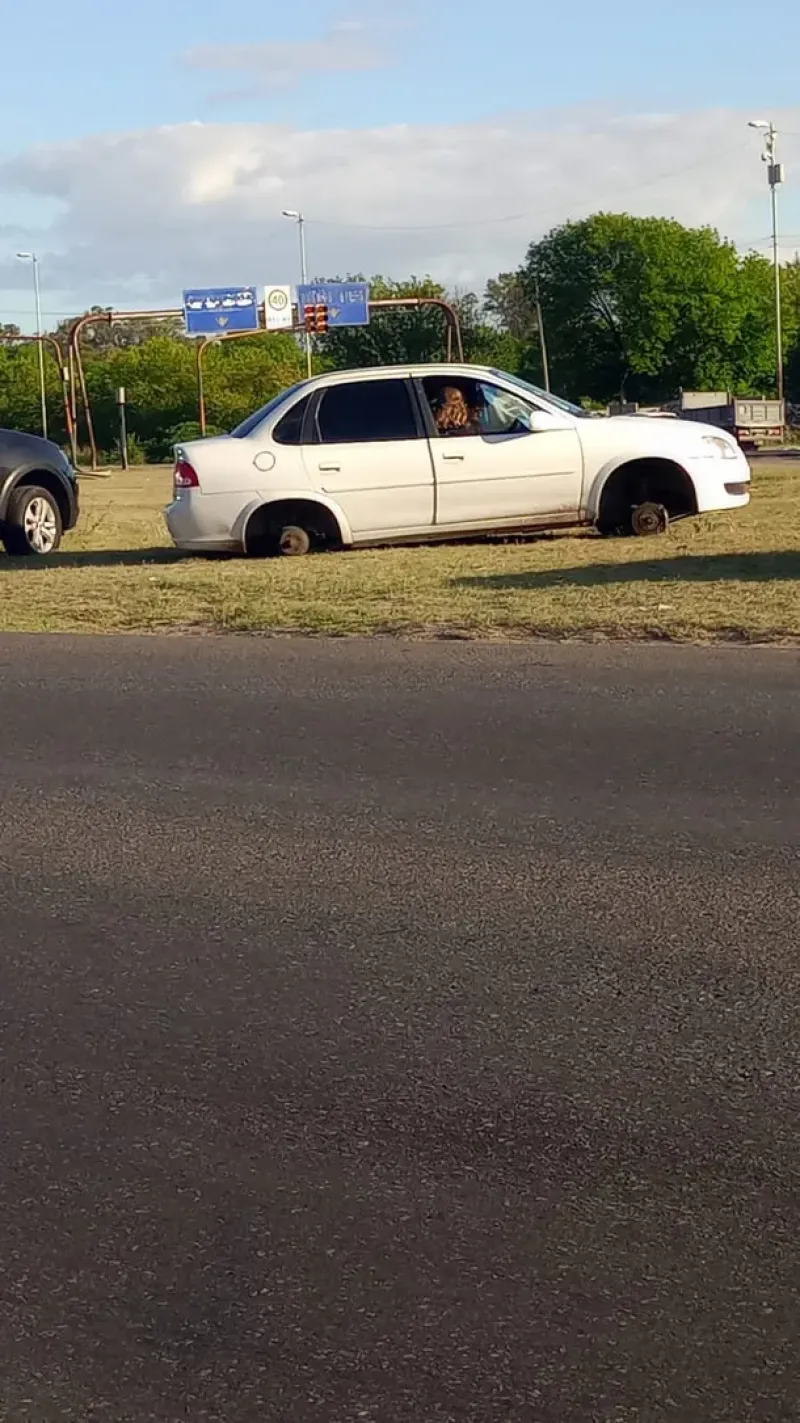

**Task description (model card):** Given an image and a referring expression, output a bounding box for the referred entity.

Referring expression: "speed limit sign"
[264,285,293,330]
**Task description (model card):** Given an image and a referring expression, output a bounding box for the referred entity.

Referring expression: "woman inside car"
[433,385,483,436]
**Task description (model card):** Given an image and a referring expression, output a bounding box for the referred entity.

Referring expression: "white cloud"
[0,106,798,316]
[182,22,385,99]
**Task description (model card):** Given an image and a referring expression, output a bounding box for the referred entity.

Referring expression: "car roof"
[303,363,498,387]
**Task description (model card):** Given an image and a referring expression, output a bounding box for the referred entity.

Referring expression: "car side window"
[475,382,535,435]
[422,377,535,437]
[314,380,419,444]
[422,377,483,438]
[273,394,311,445]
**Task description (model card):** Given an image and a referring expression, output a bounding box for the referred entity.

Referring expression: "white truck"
[676,392,785,450]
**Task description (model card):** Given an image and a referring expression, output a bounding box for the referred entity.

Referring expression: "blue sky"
[4,0,800,140]
[2,0,800,326]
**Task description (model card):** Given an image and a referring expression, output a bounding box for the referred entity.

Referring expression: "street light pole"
[749,120,785,404]
[282,209,312,378]
[769,135,784,406]
[16,251,48,438]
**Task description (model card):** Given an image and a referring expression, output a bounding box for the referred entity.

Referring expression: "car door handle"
[318,463,341,472]
[442,453,464,461]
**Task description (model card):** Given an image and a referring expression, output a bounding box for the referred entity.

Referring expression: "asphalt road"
[0,636,798,1423]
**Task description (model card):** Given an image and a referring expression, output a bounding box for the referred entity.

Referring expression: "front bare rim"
[23,496,58,553]
[631,501,669,537]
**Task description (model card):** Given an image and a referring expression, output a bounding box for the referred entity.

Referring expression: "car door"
[420,376,582,527]
[301,377,434,536]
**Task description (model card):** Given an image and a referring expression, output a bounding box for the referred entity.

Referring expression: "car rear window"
[273,394,311,446]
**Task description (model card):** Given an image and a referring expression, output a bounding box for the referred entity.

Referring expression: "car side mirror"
[528,410,567,434]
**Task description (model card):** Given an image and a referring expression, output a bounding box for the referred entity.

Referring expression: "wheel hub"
[279,526,310,556]
[631,502,668,537]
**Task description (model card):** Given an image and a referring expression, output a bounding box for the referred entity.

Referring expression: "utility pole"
[282,210,312,378]
[533,276,550,392]
[749,120,785,402]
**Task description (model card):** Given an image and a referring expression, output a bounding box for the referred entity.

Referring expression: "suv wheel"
[3,486,63,556]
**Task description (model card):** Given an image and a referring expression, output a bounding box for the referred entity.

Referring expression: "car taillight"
[174,458,199,490]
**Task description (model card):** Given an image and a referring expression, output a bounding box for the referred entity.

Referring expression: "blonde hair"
[436,386,471,431]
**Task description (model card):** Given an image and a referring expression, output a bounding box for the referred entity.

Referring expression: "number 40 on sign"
[264,285,294,331]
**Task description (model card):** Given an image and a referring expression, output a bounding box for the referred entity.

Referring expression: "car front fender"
[583,452,695,521]
[0,461,78,527]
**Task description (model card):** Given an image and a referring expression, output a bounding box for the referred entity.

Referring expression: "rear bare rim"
[244,501,342,559]
[277,524,311,557]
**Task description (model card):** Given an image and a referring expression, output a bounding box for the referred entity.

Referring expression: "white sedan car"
[164,364,751,556]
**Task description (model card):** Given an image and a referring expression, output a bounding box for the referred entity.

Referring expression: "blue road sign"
[297,282,370,328]
[183,287,259,335]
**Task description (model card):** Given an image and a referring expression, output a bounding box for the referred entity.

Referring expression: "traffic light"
[302,302,328,334]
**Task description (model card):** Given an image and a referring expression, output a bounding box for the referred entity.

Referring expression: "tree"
[316,276,519,372]
[318,276,463,368]
[79,330,306,460]
[0,342,63,435]
[764,257,800,402]
[54,307,185,353]
[484,273,536,340]
[201,334,307,434]
[519,214,789,404]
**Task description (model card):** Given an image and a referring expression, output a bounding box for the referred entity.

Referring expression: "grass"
[0,462,798,640]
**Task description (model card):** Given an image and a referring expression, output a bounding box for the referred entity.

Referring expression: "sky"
[1,0,799,330]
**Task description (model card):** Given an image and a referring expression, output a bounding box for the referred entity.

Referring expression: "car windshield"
[488,370,591,418]
[231,383,308,438]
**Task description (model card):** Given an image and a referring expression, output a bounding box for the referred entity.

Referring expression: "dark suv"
[0,429,79,555]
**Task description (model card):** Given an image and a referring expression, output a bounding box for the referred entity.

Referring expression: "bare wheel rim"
[279,526,309,556]
[23,497,58,553]
[632,502,667,536]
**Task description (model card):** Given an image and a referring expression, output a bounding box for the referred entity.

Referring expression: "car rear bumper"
[164,491,241,552]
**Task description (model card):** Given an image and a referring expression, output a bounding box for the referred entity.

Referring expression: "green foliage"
[123,434,147,465]
[53,309,185,353]
[1,223,799,462]
[200,334,305,434]
[518,213,800,403]
[169,420,225,446]
[484,272,536,339]
[79,330,306,460]
[0,342,64,436]
[317,276,457,367]
[314,276,519,371]
[0,317,307,458]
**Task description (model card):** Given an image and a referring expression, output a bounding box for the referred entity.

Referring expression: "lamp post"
[16,251,48,438]
[749,120,785,403]
[282,209,312,378]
